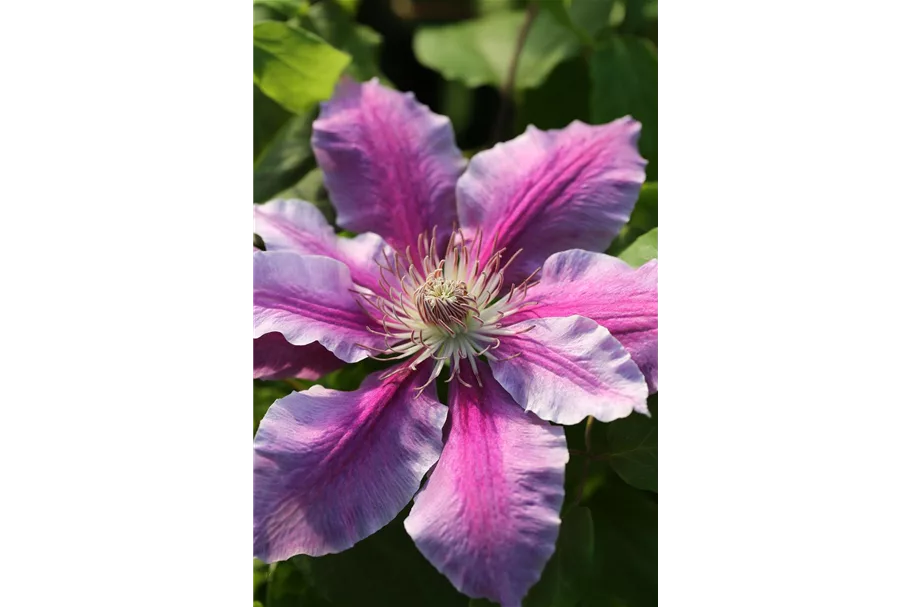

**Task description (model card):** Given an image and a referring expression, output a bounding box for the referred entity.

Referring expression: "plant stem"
[490,2,539,144]
[584,414,595,452]
[571,415,597,506]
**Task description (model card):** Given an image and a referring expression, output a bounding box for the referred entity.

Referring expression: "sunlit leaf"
[414,9,575,90]
[608,182,657,255]
[253,21,350,114]
[307,0,384,81]
[253,0,308,20]
[618,227,657,268]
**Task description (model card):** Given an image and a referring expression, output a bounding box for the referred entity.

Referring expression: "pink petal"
[490,316,649,425]
[253,332,345,380]
[254,365,447,561]
[254,199,388,293]
[312,78,466,253]
[510,250,658,392]
[404,365,567,607]
[457,118,646,285]
[253,251,385,363]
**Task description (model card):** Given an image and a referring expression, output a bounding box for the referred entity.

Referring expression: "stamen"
[359,226,539,391]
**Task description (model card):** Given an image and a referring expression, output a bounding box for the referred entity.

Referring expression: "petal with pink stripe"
[509,250,658,392]
[457,118,646,285]
[253,251,385,363]
[405,365,567,607]
[254,199,388,293]
[253,332,345,380]
[254,365,447,561]
[312,78,465,253]
[489,316,648,425]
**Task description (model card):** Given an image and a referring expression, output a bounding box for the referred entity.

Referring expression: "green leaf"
[618,227,657,268]
[316,357,388,391]
[474,0,518,15]
[254,5,285,24]
[253,559,269,604]
[537,0,614,46]
[253,0,308,20]
[253,21,350,115]
[590,34,658,180]
[266,560,331,607]
[516,55,590,132]
[253,380,293,435]
[253,84,292,160]
[307,0,385,81]
[441,79,476,137]
[274,168,336,224]
[538,0,585,42]
[524,554,560,607]
[414,7,592,91]
[603,395,658,492]
[336,0,360,14]
[253,108,317,203]
[628,182,658,232]
[607,182,657,255]
[526,506,597,607]
[618,0,658,36]
[582,474,657,607]
[294,511,465,607]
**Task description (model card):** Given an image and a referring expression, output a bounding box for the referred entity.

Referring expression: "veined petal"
[254,332,345,380]
[253,251,385,363]
[457,118,646,285]
[405,365,567,607]
[312,78,466,253]
[489,316,648,425]
[509,250,658,392]
[254,364,447,561]
[254,199,388,292]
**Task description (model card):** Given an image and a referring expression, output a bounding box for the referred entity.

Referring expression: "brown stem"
[490,2,539,144]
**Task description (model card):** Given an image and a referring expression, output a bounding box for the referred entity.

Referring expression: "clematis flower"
[253,78,657,607]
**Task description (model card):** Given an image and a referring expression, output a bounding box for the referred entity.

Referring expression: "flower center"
[353,227,539,394]
[414,271,474,330]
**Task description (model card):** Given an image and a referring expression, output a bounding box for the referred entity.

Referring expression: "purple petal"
[404,365,567,607]
[254,365,447,561]
[253,251,385,363]
[312,78,466,253]
[510,250,658,392]
[254,199,388,292]
[457,118,646,285]
[489,316,648,425]
[253,332,345,380]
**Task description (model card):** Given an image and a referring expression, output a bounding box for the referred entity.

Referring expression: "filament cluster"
[354,228,539,394]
